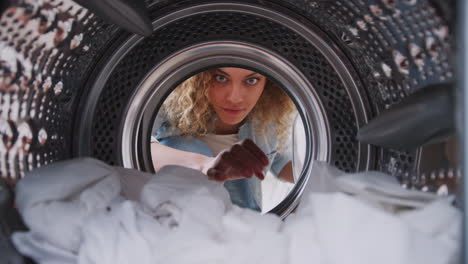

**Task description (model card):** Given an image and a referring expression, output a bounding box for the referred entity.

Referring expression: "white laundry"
[11,158,461,264]
[14,158,123,254]
[78,201,161,264]
[12,232,76,264]
[292,161,461,264]
[292,193,458,264]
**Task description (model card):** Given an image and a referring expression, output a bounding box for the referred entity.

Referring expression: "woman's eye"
[215,75,228,83]
[246,78,259,85]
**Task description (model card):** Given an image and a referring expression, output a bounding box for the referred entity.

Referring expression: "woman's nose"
[226,83,243,104]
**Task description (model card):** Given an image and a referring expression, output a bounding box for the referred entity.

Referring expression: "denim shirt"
[151,116,291,211]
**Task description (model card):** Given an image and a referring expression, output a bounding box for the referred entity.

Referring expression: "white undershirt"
[198,133,239,156]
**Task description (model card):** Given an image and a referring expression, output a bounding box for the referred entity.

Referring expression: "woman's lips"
[222,108,244,115]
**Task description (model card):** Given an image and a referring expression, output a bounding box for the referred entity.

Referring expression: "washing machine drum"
[0,0,457,215]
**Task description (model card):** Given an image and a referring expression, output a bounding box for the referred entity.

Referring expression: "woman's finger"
[223,151,254,178]
[230,144,266,180]
[206,168,226,182]
[255,170,265,180]
[211,151,249,179]
[241,139,269,166]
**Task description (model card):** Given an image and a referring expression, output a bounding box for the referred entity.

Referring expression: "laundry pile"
[11,158,461,264]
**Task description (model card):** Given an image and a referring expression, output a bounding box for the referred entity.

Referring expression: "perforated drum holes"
[0,0,112,180]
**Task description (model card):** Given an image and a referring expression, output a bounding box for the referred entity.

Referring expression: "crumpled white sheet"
[285,162,461,264]
[11,158,461,264]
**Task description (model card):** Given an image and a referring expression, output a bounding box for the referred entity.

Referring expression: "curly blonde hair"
[161,69,297,148]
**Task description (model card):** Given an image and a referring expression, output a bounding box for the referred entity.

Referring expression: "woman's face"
[208,67,266,127]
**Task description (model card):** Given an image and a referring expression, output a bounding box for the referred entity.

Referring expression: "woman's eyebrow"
[215,69,259,78]
[245,72,259,78]
[216,69,230,76]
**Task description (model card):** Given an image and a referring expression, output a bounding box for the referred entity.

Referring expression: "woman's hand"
[202,139,269,182]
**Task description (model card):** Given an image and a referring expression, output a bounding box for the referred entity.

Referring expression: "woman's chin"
[223,119,243,126]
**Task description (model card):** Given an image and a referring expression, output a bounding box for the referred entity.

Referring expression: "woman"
[151,67,296,211]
